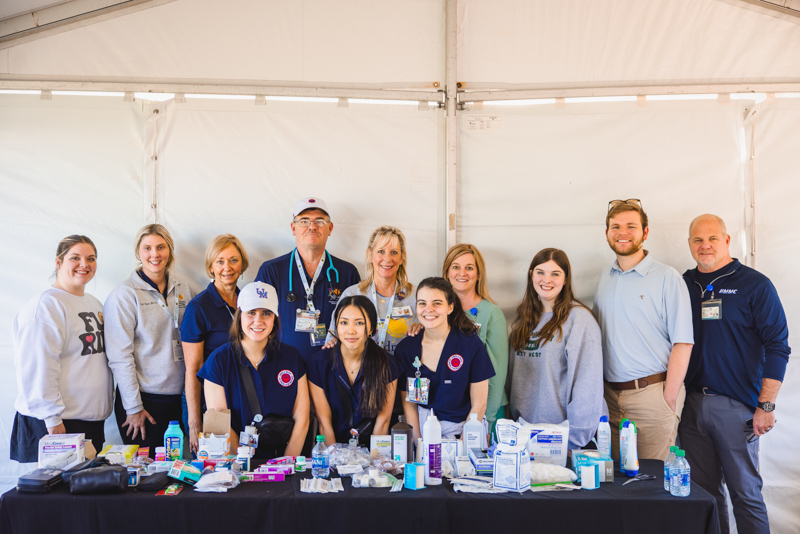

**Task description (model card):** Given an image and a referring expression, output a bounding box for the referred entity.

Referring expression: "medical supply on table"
[415,438,424,463]
[198,408,232,458]
[463,413,483,451]
[164,421,184,461]
[267,456,295,465]
[370,435,392,457]
[492,419,530,492]
[518,418,569,466]
[145,461,173,475]
[312,435,331,478]
[236,446,252,472]
[451,476,506,494]
[669,450,690,497]
[422,410,442,485]
[194,470,240,492]
[468,448,494,476]
[154,447,166,462]
[38,433,86,470]
[17,468,63,494]
[371,455,402,475]
[98,444,139,465]
[580,463,599,490]
[664,446,679,491]
[619,419,639,477]
[441,439,464,470]
[622,473,656,486]
[404,463,425,490]
[571,450,614,483]
[239,472,284,482]
[391,416,414,464]
[300,477,344,493]
[167,460,202,485]
[597,415,611,458]
[529,462,578,485]
[255,464,294,476]
[454,456,476,478]
[295,456,306,472]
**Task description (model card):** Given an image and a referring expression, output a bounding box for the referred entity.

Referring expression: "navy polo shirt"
[396,329,495,424]
[255,251,360,361]
[307,347,402,443]
[180,282,238,360]
[197,342,306,434]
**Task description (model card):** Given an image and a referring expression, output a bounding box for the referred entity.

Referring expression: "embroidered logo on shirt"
[447,354,464,371]
[719,289,738,294]
[277,370,295,387]
[327,287,342,302]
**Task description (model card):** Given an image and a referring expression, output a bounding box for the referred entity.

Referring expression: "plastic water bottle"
[664,446,679,491]
[670,449,691,497]
[597,415,611,458]
[422,410,442,485]
[462,413,483,451]
[312,435,330,478]
[164,420,184,461]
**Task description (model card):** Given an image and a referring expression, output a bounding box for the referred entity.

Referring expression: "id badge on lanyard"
[295,309,320,332]
[701,299,722,320]
[405,356,430,405]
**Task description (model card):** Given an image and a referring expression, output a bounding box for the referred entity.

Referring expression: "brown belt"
[609,372,667,391]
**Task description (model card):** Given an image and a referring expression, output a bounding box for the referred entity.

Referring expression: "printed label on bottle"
[393,435,407,463]
[428,444,441,478]
[465,432,481,450]
[312,456,329,469]
[165,437,181,460]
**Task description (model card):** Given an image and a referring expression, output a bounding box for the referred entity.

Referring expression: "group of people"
[12,196,788,534]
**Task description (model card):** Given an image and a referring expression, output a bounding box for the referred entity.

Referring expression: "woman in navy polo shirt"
[309,295,399,446]
[397,277,495,441]
[181,234,249,454]
[198,282,309,459]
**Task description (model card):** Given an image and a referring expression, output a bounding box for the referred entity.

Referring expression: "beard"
[608,238,644,256]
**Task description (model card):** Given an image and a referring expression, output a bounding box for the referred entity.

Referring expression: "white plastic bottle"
[670,449,691,497]
[423,411,442,485]
[664,445,679,491]
[311,435,330,478]
[597,415,611,458]
[462,413,483,451]
[620,419,639,477]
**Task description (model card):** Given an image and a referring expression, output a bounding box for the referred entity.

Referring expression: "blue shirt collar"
[137,269,170,298]
[208,281,238,310]
[610,250,653,276]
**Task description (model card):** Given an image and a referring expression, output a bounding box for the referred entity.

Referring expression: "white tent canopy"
[1,1,798,532]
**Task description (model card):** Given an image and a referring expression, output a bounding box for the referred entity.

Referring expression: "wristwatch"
[757,401,776,413]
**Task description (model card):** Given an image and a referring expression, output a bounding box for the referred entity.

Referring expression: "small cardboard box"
[168,460,202,485]
[38,433,85,470]
[468,448,494,476]
[571,450,614,483]
[98,444,139,465]
[198,409,231,458]
[370,435,392,457]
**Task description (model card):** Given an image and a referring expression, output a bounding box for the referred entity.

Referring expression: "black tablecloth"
[0,459,719,534]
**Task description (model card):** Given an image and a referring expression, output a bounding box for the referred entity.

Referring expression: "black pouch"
[135,471,170,492]
[17,468,63,494]
[62,457,111,485]
[70,465,128,495]
[255,415,295,451]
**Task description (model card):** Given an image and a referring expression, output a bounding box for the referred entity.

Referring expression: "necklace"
[342,356,362,376]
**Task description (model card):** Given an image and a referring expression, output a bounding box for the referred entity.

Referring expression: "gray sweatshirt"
[104,271,193,414]
[508,305,604,449]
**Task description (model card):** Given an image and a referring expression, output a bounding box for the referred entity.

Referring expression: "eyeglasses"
[607,199,642,212]
[293,218,330,228]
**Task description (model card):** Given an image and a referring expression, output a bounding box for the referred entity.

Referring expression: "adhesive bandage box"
[38,433,85,470]
[98,444,139,465]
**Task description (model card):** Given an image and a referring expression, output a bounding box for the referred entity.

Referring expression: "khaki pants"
[604,380,685,461]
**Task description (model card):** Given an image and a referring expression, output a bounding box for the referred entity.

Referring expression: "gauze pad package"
[518,418,569,467]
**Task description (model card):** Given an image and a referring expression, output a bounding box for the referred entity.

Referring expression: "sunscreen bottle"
[463,413,483,451]
[164,421,184,461]
[422,411,442,485]
[620,420,639,477]
[597,415,611,458]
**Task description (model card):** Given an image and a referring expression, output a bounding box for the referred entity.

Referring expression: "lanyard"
[370,282,396,348]
[693,270,736,299]
[292,249,326,313]
[156,281,180,329]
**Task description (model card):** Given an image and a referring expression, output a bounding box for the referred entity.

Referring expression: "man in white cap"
[255,197,360,362]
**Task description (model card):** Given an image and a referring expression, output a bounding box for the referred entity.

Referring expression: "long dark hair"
[331,295,394,418]
[229,308,282,355]
[417,277,477,335]
[510,248,590,352]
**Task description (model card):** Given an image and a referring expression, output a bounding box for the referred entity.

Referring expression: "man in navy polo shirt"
[680,214,789,534]
[255,197,360,361]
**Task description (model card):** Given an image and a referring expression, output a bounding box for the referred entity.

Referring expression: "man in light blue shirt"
[593,199,693,461]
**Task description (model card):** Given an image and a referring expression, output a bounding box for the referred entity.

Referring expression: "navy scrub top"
[197,341,306,435]
[255,251,360,362]
[396,328,495,424]
[307,347,402,443]
[180,282,238,360]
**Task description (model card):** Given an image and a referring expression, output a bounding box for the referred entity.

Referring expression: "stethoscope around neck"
[286,248,340,303]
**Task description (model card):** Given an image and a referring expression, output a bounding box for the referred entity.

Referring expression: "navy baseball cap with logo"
[293,197,330,218]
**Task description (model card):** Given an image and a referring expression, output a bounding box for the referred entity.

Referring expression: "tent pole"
[445,0,458,250]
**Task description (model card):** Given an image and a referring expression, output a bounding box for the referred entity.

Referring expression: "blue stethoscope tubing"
[287,248,340,301]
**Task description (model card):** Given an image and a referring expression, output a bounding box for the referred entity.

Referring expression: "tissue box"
[98,444,138,465]
[493,445,530,493]
[370,435,392,457]
[198,433,230,459]
[571,450,614,483]
[404,463,425,490]
[38,433,85,470]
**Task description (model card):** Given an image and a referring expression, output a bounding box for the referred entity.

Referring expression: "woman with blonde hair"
[508,248,604,449]
[181,234,249,454]
[442,244,508,438]
[105,224,194,455]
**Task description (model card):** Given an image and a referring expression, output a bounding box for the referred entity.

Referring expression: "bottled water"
[669,449,691,497]
[664,445,679,491]
[311,435,330,478]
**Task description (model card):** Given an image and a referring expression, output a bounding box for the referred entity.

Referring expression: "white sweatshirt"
[104,271,192,414]
[13,288,113,427]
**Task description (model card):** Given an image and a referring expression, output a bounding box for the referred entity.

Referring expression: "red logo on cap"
[447,354,464,371]
[277,370,295,387]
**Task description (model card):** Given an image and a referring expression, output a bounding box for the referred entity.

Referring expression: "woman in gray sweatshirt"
[104,224,193,456]
[508,248,604,450]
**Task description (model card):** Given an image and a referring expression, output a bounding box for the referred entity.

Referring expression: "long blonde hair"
[358,226,412,297]
[441,243,496,304]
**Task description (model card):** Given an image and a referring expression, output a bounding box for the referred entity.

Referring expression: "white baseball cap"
[237,282,279,316]
[293,197,330,218]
